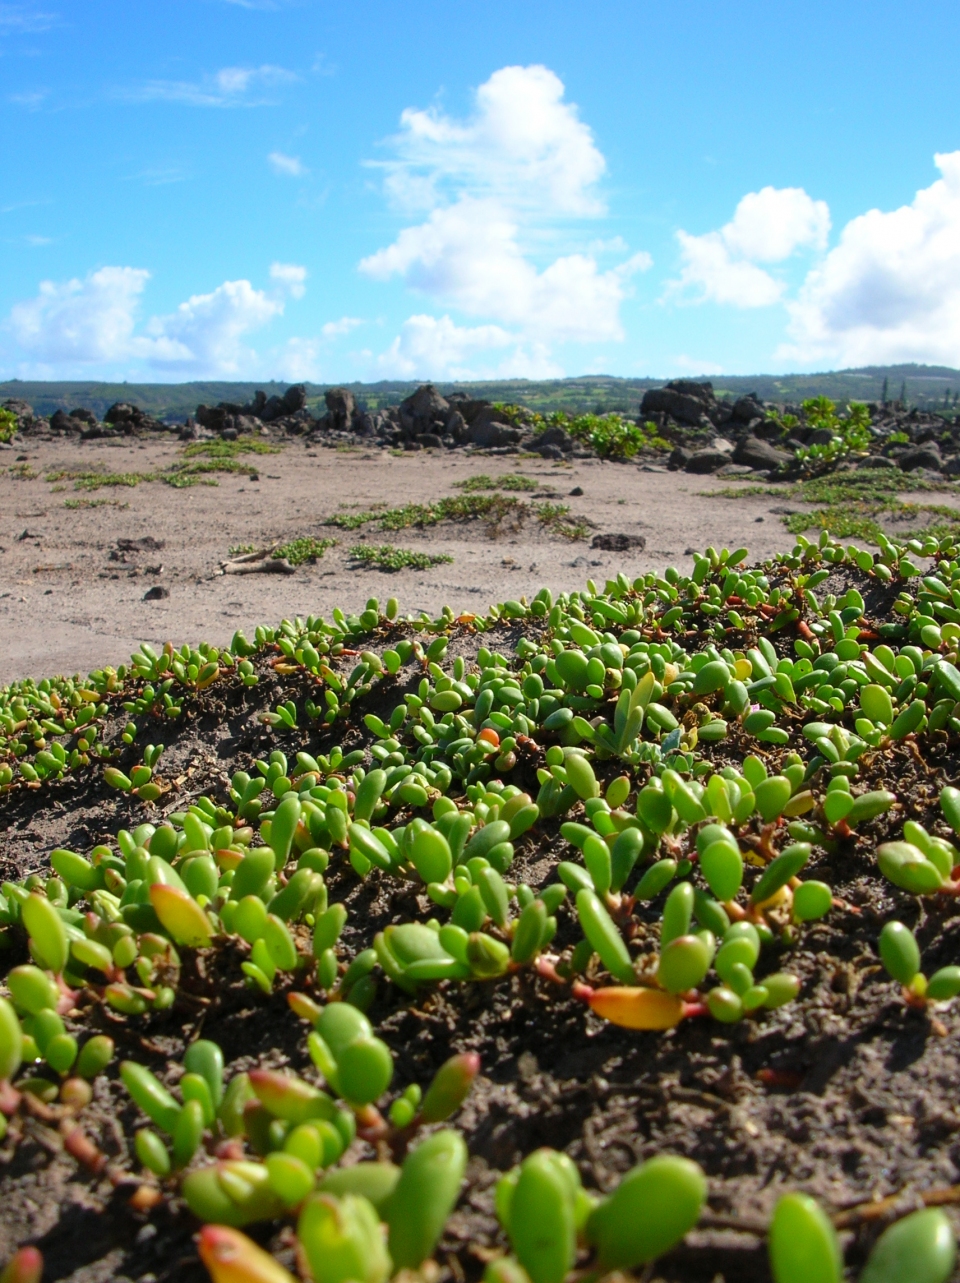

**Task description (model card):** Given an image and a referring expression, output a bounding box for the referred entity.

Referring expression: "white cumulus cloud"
[3,265,307,377]
[141,279,283,374]
[721,187,830,262]
[362,64,650,373]
[269,261,307,298]
[781,152,960,366]
[362,199,649,343]
[670,186,830,307]
[8,266,150,367]
[268,150,307,177]
[378,63,607,216]
[376,314,512,379]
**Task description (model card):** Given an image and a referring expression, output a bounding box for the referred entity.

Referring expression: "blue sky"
[3,0,960,383]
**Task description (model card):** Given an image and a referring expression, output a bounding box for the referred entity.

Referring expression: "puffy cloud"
[781,152,960,366]
[670,186,830,308]
[721,187,830,263]
[379,64,606,216]
[141,278,283,373]
[363,65,649,367]
[8,266,150,366]
[374,313,566,380]
[268,151,307,177]
[3,265,303,377]
[672,231,784,307]
[123,64,296,108]
[362,198,650,343]
[375,314,513,379]
[269,261,307,298]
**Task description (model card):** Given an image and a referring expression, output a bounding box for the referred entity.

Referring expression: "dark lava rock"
[943,456,960,477]
[640,380,716,426]
[104,402,138,425]
[259,396,285,423]
[808,427,836,445]
[668,446,693,471]
[731,394,766,423]
[732,435,792,471]
[241,390,267,418]
[591,533,647,552]
[538,425,573,451]
[685,447,731,474]
[2,398,34,422]
[899,444,942,472]
[69,407,98,426]
[856,455,899,469]
[281,384,306,415]
[325,387,357,431]
[400,384,450,435]
[533,443,563,460]
[119,537,165,552]
[49,409,87,433]
[466,412,522,448]
[415,433,443,449]
[143,585,169,601]
[752,417,786,442]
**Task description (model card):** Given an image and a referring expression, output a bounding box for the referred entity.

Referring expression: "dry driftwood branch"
[219,547,296,575]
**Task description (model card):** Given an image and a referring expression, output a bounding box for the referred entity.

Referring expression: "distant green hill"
[3,363,959,421]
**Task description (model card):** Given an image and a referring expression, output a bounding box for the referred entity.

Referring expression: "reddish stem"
[681,1001,708,1019]
[0,1080,21,1116]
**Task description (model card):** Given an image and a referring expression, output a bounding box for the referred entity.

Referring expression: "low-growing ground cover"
[326,494,589,542]
[714,470,960,544]
[2,528,960,1281]
[43,437,279,493]
[349,545,454,572]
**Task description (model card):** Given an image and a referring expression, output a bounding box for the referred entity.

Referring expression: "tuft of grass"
[273,537,337,565]
[166,459,258,487]
[456,472,539,493]
[46,458,260,491]
[349,543,453,571]
[713,466,960,546]
[180,436,280,459]
[708,484,789,499]
[228,543,257,556]
[326,493,586,540]
[784,509,885,541]
[64,498,130,509]
[47,469,155,490]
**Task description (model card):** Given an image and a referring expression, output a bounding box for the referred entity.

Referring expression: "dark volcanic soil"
[3,605,960,1282]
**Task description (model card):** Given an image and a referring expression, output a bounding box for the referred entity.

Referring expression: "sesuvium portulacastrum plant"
[11,532,960,1277]
[769,1191,956,1283]
[120,1027,479,1221]
[191,1162,958,1283]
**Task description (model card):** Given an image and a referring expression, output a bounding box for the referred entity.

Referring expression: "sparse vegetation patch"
[349,543,454,571]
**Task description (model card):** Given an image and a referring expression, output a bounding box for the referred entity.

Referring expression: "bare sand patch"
[0,437,798,681]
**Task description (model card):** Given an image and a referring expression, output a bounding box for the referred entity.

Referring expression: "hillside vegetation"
[3,363,960,422]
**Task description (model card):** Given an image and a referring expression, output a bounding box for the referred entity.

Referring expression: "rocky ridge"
[6,376,960,480]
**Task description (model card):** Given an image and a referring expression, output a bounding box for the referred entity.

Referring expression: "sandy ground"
[0,436,806,683]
